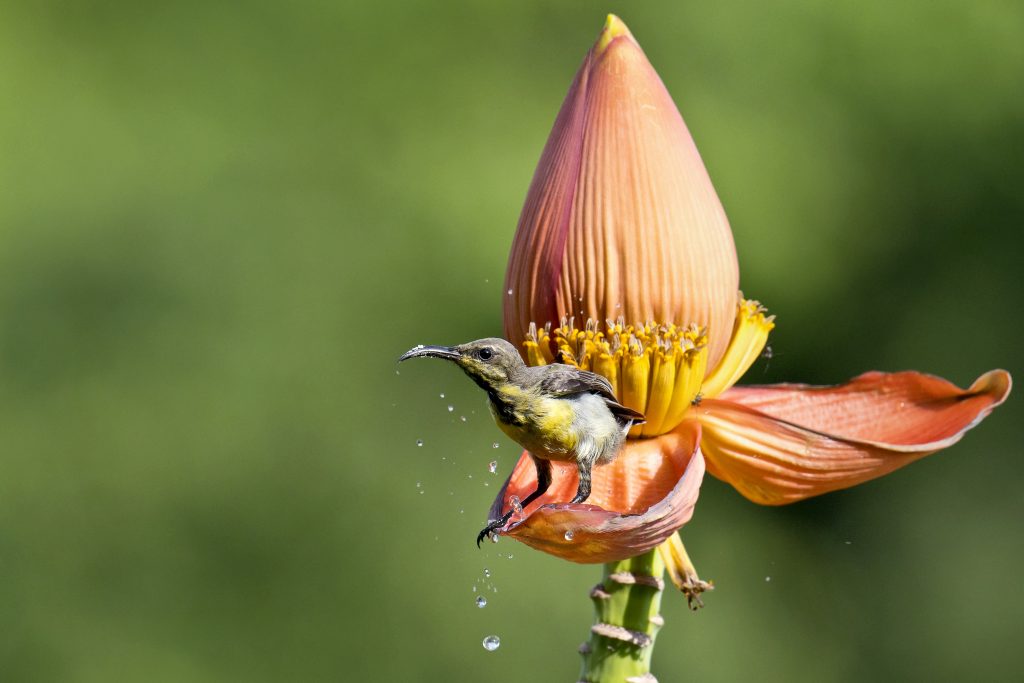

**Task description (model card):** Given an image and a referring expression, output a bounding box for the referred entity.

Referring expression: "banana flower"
[488,14,1010,583]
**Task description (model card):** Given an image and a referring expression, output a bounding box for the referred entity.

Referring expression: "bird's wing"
[536,366,646,425]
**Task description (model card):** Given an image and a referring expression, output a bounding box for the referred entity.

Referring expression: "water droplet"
[416,482,421,488]
[482,635,501,651]
[765,576,772,582]
[416,439,424,447]
[476,596,487,608]
[488,461,498,473]
[506,289,514,296]
[439,392,445,399]
[844,540,852,545]
[510,495,523,514]
[564,530,575,541]
[492,442,500,449]
[447,405,454,413]
[459,415,467,422]
[483,568,491,578]
[490,534,499,544]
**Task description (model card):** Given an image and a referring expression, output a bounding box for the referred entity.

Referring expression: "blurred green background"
[1,1,1021,681]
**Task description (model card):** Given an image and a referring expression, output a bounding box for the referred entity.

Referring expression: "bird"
[399,337,645,546]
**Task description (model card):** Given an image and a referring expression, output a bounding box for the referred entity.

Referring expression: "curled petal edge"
[697,369,1011,505]
[486,420,705,564]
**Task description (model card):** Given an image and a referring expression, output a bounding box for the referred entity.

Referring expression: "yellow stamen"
[593,349,620,399]
[641,344,676,436]
[621,336,650,436]
[519,318,710,438]
[659,334,709,433]
[701,296,775,398]
[524,322,550,366]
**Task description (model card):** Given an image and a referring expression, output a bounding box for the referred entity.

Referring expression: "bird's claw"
[476,525,498,548]
[475,528,495,548]
[476,513,513,548]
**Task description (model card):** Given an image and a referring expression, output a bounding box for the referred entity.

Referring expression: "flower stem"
[578,549,665,683]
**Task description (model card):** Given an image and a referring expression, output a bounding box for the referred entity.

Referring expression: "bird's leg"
[569,458,593,504]
[476,456,551,547]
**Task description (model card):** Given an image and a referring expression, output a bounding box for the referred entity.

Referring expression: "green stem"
[578,549,665,683]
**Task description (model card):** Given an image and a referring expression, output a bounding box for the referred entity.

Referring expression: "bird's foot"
[476,512,513,548]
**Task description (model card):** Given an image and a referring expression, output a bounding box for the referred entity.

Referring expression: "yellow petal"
[701,297,774,397]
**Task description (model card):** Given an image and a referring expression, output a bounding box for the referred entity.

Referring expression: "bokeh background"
[1,1,1021,681]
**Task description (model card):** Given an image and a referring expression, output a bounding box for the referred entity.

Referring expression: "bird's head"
[399,337,524,389]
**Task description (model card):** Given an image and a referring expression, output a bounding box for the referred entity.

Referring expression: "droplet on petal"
[510,495,523,514]
[564,530,575,541]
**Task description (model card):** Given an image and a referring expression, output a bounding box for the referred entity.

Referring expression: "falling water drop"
[440,393,445,398]
[447,405,454,413]
[416,439,424,447]
[488,461,498,474]
[483,568,491,578]
[476,596,487,608]
[492,442,500,449]
[482,635,501,651]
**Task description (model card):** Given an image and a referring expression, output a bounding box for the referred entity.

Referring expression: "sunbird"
[399,338,645,546]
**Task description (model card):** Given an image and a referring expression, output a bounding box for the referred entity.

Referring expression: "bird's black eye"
[477,347,493,361]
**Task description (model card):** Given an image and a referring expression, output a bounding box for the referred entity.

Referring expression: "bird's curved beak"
[398,344,461,362]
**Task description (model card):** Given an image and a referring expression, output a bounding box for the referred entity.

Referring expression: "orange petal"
[486,420,705,563]
[696,370,1011,505]
[503,16,739,369]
